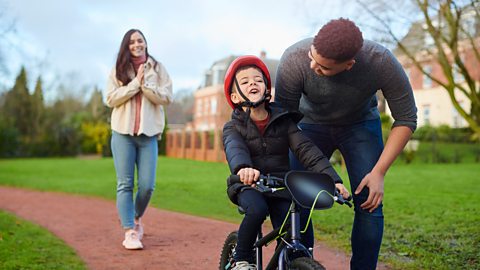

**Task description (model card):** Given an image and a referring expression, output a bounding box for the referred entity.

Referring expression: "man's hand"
[237,168,260,187]
[355,171,384,212]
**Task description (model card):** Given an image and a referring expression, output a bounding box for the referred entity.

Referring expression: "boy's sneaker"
[122,229,143,250]
[134,219,144,240]
[232,261,256,270]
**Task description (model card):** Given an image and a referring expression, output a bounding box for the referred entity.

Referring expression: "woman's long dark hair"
[115,29,157,85]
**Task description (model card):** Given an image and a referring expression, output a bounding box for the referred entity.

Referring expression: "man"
[275,18,417,269]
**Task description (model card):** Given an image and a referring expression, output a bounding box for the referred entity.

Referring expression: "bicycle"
[219,171,352,270]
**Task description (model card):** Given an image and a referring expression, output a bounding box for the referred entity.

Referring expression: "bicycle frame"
[222,172,352,270]
[253,200,312,270]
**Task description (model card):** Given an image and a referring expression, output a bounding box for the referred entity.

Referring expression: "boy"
[222,55,349,270]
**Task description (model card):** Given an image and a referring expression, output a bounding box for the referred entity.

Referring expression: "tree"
[81,121,110,155]
[0,112,19,157]
[0,2,16,77]
[166,89,194,124]
[2,67,34,146]
[81,88,111,156]
[86,87,109,123]
[31,76,45,137]
[355,0,480,140]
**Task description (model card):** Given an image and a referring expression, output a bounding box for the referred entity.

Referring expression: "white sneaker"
[122,229,143,250]
[232,261,256,270]
[134,219,144,240]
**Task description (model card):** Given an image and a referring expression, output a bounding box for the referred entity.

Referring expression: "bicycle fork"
[278,205,311,270]
[256,229,263,270]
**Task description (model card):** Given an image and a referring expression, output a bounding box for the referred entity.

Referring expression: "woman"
[106,29,172,249]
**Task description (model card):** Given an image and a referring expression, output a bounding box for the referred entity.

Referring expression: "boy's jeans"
[290,119,384,270]
[111,131,158,229]
[235,189,291,263]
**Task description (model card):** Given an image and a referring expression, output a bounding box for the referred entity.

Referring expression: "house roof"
[394,5,480,56]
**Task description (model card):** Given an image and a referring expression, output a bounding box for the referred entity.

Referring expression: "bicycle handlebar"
[228,174,353,208]
[228,174,284,193]
[334,189,353,208]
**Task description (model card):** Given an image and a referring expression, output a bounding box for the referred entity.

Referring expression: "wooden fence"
[165,129,226,163]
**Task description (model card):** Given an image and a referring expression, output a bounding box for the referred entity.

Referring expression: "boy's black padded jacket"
[222,103,342,204]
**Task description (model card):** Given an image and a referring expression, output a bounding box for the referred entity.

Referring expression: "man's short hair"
[313,18,364,62]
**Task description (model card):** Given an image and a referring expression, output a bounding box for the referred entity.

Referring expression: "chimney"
[260,50,267,59]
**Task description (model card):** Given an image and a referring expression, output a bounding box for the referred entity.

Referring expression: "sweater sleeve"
[287,120,342,183]
[222,121,253,174]
[141,61,173,106]
[105,68,141,108]
[379,49,418,132]
[275,48,304,111]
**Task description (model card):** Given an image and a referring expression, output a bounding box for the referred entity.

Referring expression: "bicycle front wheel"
[219,231,238,270]
[290,257,326,270]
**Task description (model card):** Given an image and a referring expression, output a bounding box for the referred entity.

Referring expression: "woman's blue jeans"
[290,119,384,270]
[111,131,158,229]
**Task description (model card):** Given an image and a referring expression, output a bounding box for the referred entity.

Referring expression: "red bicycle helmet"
[224,55,271,109]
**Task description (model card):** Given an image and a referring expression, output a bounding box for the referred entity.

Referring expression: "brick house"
[389,10,480,128]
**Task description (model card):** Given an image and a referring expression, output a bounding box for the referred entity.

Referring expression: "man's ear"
[345,59,356,71]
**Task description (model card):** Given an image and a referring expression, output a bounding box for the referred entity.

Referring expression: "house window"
[423,65,433,88]
[453,63,462,82]
[452,101,465,128]
[462,12,476,36]
[211,98,217,115]
[452,54,466,83]
[423,105,431,125]
[424,34,434,47]
[452,108,462,128]
[422,21,441,47]
[196,99,203,117]
[203,70,212,87]
[212,64,226,85]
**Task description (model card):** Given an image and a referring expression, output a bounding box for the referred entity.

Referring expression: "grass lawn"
[0,157,478,269]
[0,210,86,270]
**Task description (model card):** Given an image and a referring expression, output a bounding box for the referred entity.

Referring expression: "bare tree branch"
[355,0,480,138]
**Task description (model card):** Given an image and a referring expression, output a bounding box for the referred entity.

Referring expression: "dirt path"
[0,186,361,269]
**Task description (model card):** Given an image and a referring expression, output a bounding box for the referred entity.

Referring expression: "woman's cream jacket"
[106,57,172,138]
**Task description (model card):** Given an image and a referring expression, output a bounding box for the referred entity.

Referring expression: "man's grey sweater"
[275,38,417,131]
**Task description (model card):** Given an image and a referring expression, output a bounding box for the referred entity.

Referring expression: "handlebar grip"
[227,174,269,185]
[227,175,242,186]
[335,190,353,208]
[345,200,353,208]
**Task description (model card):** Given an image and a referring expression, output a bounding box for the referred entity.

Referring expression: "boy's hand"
[237,168,260,187]
[335,183,350,199]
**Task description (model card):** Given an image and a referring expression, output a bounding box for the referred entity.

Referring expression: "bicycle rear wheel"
[219,231,238,270]
[290,257,325,270]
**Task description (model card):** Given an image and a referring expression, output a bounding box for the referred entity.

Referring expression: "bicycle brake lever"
[335,190,353,208]
[255,183,271,193]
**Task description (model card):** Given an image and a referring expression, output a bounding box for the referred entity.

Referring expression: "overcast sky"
[1,0,363,100]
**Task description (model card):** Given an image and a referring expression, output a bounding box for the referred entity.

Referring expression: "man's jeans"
[290,119,384,270]
[111,131,158,229]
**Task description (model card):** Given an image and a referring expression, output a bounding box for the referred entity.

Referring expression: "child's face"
[231,67,266,105]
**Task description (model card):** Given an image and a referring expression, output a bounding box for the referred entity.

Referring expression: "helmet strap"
[233,76,269,109]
